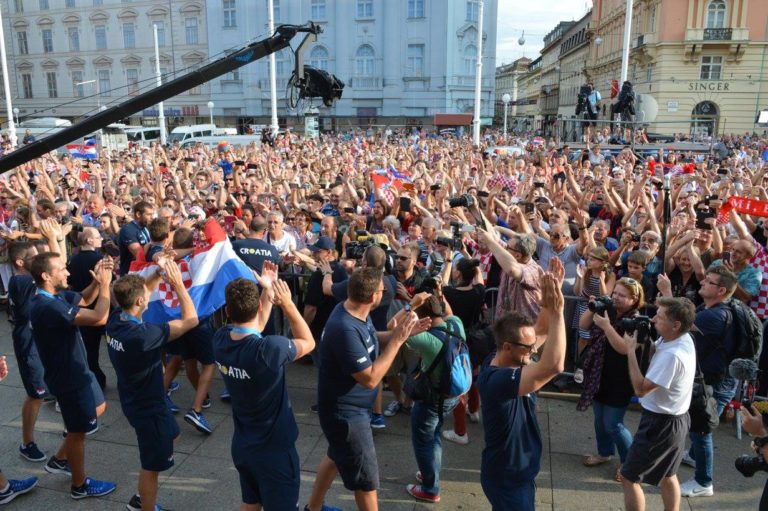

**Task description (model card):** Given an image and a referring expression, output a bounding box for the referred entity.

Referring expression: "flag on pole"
[129,219,255,323]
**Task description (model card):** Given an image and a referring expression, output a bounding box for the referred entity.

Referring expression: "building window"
[227,69,240,81]
[46,72,58,98]
[357,0,373,18]
[127,68,139,95]
[188,63,201,94]
[65,0,76,7]
[98,69,110,96]
[14,0,23,13]
[648,5,657,32]
[42,29,53,53]
[93,0,102,5]
[154,21,165,46]
[466,1,479,22]
[17,32,28,55]
[95,25,107,50]
[276,49,289,75]
[123,23,135,49]
[22,74,33,99]
[408,0,425,18]
[700,55,722,79]
[464,45,477,74]
[646,63,653,83]
[223,0,237,28]
[407,44,425,76]
[273,0,280,20]
[68,27,80,52]
[39,0,49,10]
[308,46,329,71]
[311,0,326,19]
[355,45,374,76]
[185,17,199,44]
[72,70,84,97]
[706,0,726,29]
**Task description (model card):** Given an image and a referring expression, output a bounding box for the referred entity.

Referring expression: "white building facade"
[2,0,211,126]
[203,0,498,130]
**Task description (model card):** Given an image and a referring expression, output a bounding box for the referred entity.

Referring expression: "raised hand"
[623,331,638,353]
[317,260,333,275]
[539,273,564,312]
[548,256,565,285]
[271,279,292,307]
[391,311,420,344]
[161,259,185,289]
[656,273,672,297]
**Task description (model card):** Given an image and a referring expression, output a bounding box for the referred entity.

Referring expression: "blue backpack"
[431,320,473,398]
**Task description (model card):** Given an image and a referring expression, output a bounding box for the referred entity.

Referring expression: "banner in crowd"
[66,138,98,159]
[129,219,255,322]
[716,196,768,224]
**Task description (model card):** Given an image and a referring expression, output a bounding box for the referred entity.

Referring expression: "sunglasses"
[286,217,296,221]
[508,341,537,353]
[206,199,216,203]
[396,255,411,261]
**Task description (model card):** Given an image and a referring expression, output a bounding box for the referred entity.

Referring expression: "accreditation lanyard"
[231,326,262,338]
[120,312,143,325]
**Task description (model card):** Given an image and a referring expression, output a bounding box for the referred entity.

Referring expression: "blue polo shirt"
[213,327,298,451]
[106,309,171,419]
[317,302,378,420]
[9,274,35,344]
[29,289,88,395]
[118,220,150,275]
[478,362,542,483]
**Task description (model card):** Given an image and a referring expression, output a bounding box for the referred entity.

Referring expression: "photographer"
[739,405,768,509]
[578,277,646,482]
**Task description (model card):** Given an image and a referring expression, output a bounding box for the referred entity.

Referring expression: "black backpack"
[724,298,763,362]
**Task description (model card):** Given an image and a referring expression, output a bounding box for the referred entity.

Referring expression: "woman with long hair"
[578,277,645,482]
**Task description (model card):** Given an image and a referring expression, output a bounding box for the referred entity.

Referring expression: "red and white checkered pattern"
[488,174,518,195]
[157,260,192,308]
[749,239,768,320]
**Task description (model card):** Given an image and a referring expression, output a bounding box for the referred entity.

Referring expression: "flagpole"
[153,23,167,145]
[267,0,279,137]
[472,0,484,147]
[0,5,17,148]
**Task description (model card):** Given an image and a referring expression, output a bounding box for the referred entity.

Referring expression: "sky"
[496,0,593,66]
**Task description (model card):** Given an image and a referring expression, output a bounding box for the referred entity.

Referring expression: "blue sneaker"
[168,380,180,393]
[44,456,71,476]
[0,476,37,505]
[70,477,117,499]
[303,505,343,511]
[370,413,386,429]
[220,389,231,401]
[165,393,180,414]
[184,409,212,434]
[19,442,46,462]
[126,493,167,511]
[202,394,211,409]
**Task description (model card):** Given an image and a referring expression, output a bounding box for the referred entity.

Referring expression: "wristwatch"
[753,436,768,449]
[322,271,332,277]
[404,303,412,312]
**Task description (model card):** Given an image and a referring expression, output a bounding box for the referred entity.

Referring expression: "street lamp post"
[502,93,511,139]
[207,101,214,126]
[75,79,99,111]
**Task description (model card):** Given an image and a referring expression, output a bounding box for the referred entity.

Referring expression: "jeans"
[593,401,633,463]
[688,376,738,486]
[410,396,460,496]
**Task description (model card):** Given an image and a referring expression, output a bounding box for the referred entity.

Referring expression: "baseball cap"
[308,236,334,252]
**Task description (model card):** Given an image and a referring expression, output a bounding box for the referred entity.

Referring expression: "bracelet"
[578,226,587,231]
[56,238,64,242]
[322,272,332,277]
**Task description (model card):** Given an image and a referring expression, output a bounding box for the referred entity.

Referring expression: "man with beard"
[304,236,347,360]
[305,268,419,511]
[118,201,153,276]
[613,230,663,280]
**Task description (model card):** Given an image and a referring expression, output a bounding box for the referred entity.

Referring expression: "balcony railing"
[350,76,381,89]
[704,28,732,40]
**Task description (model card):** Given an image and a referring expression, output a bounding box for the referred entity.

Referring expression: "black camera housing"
[735,454,768,477]
[620,315,652,340]
[588,296,615,315]
[448,194,476,209]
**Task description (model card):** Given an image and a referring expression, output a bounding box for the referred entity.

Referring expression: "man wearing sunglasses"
[478,270,566,510]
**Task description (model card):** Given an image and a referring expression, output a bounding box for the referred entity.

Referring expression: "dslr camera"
[588,296,615,315]
[448,193,476,209]
[619,315,652,341]
[735,453,768,478]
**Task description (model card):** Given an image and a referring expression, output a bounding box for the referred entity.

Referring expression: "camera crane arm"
[0,23,324,173]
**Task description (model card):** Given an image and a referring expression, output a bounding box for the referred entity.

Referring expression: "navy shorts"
[232,445,300,507]
[320,416,379,492]
[57,386,97,434]
[166,315,214,364]
[129,411,179,472]
[481,477,536,511]
[13,333,48,399]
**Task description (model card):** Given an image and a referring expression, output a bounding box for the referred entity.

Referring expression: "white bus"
[180,135,262,150]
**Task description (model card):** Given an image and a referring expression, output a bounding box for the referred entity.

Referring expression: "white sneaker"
[680,478,713,498]
[467,411,480,423]
[442,430,469,445]
[680,452,696,468]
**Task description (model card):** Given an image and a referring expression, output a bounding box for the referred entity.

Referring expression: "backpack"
[403,320,472,404]
[724,298,763,362]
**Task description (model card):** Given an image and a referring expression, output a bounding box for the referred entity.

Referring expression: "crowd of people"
[0,126,768,510]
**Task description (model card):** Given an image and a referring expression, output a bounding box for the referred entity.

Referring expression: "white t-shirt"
[639,333,696,415]
[266,231,297,255]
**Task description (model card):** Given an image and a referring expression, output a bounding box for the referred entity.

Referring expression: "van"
[125,127,162,146]
[18,117,72,140]
[180,135,262,150]
[168,124,220,144]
